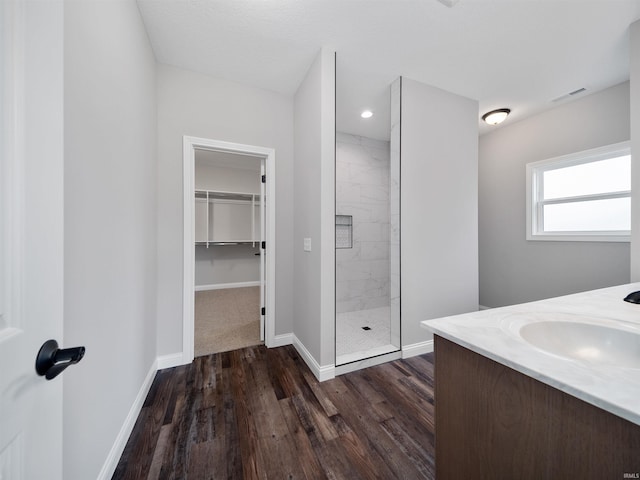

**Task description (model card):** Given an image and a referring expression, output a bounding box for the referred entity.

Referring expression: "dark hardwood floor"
[112,345,436,480]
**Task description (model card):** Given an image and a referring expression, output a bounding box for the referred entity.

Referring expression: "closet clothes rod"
[196,241,257,246]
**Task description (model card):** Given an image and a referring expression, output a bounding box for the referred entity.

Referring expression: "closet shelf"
[195,241,257,246]
[195,189,261,247]
[195,189,257,202]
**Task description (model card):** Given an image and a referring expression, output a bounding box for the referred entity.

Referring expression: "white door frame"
[182,136,276,363]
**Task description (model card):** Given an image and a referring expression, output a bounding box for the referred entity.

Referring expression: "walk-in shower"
[335,69,401,366]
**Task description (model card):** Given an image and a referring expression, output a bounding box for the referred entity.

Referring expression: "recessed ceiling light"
[482,108,511,126]
[361,110,373,119]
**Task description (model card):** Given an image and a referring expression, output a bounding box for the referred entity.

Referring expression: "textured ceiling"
[137,0,640,139]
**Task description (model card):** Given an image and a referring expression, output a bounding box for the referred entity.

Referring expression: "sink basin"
[520,320,640,368]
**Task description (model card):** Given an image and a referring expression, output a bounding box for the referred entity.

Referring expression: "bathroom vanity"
[422,284,640,479]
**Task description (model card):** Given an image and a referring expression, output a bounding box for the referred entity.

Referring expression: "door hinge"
[261,241,266,249]
[261,307,265,316]
[261,174,266,183]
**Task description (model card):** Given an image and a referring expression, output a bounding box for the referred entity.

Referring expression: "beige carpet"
[194,286,262,357]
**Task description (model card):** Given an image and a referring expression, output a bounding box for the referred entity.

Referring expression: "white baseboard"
[402,339,434,358]
[195,281,260,292]
[157,352,187,370]
[292,334,335,382]
[97,358,158,480]
[269,332,293,348]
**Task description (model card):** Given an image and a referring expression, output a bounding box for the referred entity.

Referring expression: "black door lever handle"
[35,339,85,380]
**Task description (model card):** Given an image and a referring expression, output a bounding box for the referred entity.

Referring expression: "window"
[526,141,631,242]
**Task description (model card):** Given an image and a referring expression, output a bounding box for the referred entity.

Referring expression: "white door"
[0,1,66,479]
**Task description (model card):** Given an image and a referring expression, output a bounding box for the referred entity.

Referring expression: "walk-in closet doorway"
[183,137,276,362]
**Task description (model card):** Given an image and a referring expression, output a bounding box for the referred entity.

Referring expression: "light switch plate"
[303,237,312,252]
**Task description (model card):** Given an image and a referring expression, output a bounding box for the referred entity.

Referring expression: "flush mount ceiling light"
[437,0,460,7]
[361,110,373,119]
[482,108,511,126]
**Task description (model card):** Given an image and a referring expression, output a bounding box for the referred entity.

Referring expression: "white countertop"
[421,283,640,426]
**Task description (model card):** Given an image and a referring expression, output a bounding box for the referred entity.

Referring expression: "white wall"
[63,1,157,478]
[156,64,295,353]
[293,49,336,370]
[400,78,479,346]
[194,160,260,193]
[479,82,631,308]
[195,245,259,286]
[631,21,640,281]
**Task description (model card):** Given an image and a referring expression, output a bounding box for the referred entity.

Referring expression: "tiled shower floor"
[336,306,399,365]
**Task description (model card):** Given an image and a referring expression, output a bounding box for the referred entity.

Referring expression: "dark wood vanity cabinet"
[434,335,640,479]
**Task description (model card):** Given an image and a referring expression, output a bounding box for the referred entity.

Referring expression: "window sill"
[526,233,630,243]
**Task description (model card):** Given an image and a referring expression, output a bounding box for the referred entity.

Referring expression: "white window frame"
[526,141,631,242]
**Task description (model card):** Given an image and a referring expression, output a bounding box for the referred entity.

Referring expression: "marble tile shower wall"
[336,132,391,314]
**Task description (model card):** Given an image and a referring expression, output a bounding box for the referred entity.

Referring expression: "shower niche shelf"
[335,215,353,249]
